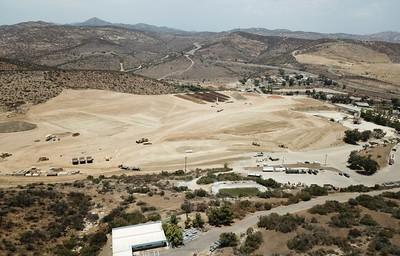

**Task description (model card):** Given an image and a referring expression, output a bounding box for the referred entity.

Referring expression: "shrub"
[297,191,312,201]
[330,211,359,228]
[348,228,362,238]
[181,200,193,213]
[344,129,361,145]
[341,185,372,193]
[287,195,300,205]
[173,186,188,192]
[258,213,305,233]
[163,223,183,247]
[196,174,217,185]
[264,202,272,210]
[192,213,205,228]
[347,151,379,175]
[355,195,397,212]
[219,232,238,247]
[255,178,281,188]
[185,191,195,199]
[309,201,345,215]
[303,185,328,197]
[193,188,208,197]
[240,231,263,254]
[207,204,234,226]
[360,214,377,226]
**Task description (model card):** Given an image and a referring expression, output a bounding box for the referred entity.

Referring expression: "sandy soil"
[0,90,345,183]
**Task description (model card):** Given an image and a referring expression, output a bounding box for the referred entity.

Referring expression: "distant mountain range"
[230,28,400,44]
[71,17,189,34]
[69,17,400,44]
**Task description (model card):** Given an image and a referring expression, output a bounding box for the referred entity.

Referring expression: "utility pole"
[184,155,187,172]
[324,154,328,166]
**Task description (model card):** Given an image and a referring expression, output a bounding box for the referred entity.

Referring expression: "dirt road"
[161,188,400,256]
[159,43,201,80]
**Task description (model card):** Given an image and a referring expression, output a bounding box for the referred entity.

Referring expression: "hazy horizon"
[1,0,400,34]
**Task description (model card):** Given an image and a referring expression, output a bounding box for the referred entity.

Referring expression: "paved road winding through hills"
[161,187,400,256]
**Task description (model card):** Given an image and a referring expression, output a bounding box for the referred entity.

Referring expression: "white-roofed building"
[112,221,168,256]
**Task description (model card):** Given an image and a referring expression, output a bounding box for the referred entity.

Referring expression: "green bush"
[207,204,234,226]
[258,213,305,233]
[218,187,260,198]
[192,213,205,228]
[240,231,263,254]
[163,223,183,247]
[309,201,357,216]
[347,151,379,175]
[344,129,362,145]
[196,175,216,184]
[297,191,312,201]
[330,211,359,228]
[255,178,281,188]
[360,214,377,226]
[355,195,397,212]
[219,232,238,247]
[303,185,328,197]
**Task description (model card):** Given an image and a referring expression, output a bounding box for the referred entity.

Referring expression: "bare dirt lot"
[0,90,345,184]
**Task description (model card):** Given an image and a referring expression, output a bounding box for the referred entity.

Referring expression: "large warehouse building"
[112,221,168,256]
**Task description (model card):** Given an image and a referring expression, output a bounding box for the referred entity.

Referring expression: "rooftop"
[112,221,167,256]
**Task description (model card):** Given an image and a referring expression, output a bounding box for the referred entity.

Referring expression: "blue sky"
[0,0,399,34]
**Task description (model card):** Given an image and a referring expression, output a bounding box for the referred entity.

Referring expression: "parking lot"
[182,228,200,245]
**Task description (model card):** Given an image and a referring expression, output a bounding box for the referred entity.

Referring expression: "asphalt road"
[161,188,400,256]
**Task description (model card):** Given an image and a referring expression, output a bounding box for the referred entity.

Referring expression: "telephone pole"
[184,155,187,172]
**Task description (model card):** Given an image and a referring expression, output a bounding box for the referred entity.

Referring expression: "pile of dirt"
[0,121,37,133]
[231,92,247,100]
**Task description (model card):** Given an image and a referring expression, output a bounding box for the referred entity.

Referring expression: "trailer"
[263,166,274,172]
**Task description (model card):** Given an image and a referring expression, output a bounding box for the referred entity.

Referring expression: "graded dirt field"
[0,90,345,182]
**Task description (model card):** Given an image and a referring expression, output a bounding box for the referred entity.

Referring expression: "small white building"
[112,221,168,256]
[262,166,275,172]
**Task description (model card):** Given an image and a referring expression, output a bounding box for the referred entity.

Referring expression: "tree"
[207,204,234,226]
[240,231,263,254]
[192,213,204,229]
[163,223,183,247]
[344,129,361,145]
[219,232,238,247]
[372,129,386,139]
[181,200,193,214]
[184,215,192,229]
[347,151,379,175]
[170,214,178,225]
[289,78,295,86]
[360,130,372,142]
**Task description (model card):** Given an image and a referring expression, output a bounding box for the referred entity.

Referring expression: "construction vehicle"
[389,154,395,165]
[118,164,140,171]
[79,157,86,164]
[136,138,149,144]
[86,156,94,164]
[72,158,79,165]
